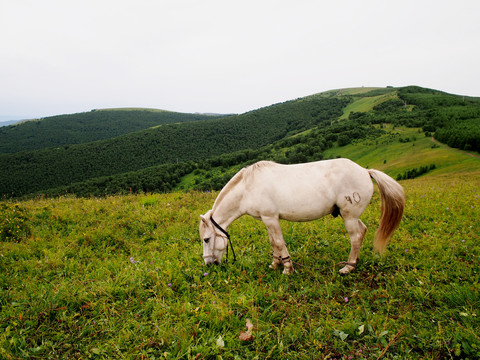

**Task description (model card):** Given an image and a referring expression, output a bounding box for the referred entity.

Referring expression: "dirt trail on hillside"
[430,137,480,159]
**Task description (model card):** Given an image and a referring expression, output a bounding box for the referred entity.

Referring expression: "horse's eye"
[203,237,210,244]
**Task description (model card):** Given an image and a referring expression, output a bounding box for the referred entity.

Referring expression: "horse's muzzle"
[203,255,219,265]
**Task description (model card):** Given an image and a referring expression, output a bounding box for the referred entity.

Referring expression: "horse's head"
[199,211,228,265]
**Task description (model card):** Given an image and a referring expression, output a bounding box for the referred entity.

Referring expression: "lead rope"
[210,216,236,263]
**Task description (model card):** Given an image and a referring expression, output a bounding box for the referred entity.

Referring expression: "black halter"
[210,216,236,263]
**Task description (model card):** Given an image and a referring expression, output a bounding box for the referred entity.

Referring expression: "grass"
[324,126,480,178]
[1,166,479,358]
[338,93,399,120]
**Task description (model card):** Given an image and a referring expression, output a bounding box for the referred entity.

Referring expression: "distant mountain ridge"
[0,116,27,127]
[0,109,222,154]
[0,120,22,127]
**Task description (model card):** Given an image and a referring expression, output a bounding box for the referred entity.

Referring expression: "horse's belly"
[251,182,335,221]
[244,189,333,221]
[276,194,335,222]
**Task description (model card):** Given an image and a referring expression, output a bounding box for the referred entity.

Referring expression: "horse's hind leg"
[267,230,283,270]
[340,217,367,275]
[262,215,294,274]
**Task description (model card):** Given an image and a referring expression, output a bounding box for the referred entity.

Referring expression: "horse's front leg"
[262,215,294,274]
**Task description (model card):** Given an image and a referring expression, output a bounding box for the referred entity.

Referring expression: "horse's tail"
[368,169,405,253]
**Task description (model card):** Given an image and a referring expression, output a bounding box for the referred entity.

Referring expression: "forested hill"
[1,86,479,198]
[0,95,349,197]
[0,109,221,154]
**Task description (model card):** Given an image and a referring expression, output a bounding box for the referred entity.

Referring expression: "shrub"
[396,164,436,180]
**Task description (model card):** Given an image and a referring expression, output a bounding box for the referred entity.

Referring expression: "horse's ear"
[200,214,209,225]
[200,210,213,224]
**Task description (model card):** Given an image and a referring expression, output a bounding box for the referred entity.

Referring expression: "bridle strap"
[210,216,229,239]
[210,216,236,263]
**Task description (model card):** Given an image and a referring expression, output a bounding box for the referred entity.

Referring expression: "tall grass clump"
[0,203,31,242]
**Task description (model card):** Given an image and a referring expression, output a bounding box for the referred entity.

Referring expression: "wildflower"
[130,257,137,264]
[168,283,172,287]
[344,297,349,303]
[203,272,208,277]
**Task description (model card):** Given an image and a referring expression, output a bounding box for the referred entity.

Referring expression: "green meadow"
[1,164,479,359]
[338,93,398,120]
[324,126,480,178]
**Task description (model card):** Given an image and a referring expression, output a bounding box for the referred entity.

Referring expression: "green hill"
[1,86,479,198]
[0,96,349,197]
[0,108,221,154]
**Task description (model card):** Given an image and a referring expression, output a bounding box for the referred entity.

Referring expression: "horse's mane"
[246,160,275,173]
[212,161,276,210]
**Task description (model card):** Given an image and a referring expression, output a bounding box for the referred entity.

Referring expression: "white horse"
[199,158,405,274]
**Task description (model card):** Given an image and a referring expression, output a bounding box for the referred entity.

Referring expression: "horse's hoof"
[269,262,281,270]
[282,267,294,275]
[339,265,355,275]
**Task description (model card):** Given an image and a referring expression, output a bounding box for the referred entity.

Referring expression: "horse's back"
[249,158,370,190]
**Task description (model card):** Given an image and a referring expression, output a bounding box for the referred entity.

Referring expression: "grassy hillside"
[1,170,479,358]
[178,125,480,193]
[324,125,480,177]
[339,92,398,120]
[0,109,220,154]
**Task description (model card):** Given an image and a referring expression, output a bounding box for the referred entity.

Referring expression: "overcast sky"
[1,0,479,120]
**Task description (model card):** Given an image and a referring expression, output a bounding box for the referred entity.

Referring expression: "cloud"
[1,0,479,118]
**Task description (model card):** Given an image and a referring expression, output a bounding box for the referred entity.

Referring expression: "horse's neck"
[212,186,243,229]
